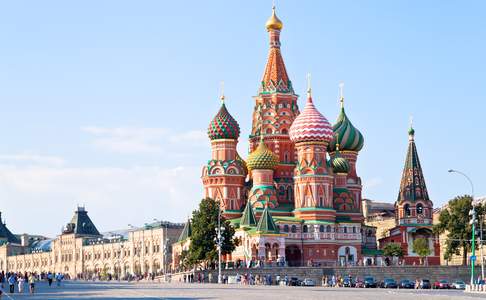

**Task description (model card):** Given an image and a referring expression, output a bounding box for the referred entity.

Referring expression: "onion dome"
[289,92,333,144]
[207,101,240,140]
[331,144,350,174]
[246,139,279,171]
[265,6,283,31]
[329,102,364,152]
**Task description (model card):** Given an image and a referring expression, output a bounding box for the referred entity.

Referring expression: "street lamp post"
[214,201,225,284]
[448,169,481,284]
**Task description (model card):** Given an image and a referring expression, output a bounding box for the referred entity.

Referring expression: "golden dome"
[265,6,283,31]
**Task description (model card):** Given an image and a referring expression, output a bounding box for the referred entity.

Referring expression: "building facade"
[0,207,183,279]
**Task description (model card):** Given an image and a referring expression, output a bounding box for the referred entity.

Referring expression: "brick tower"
[380,124,440,265]
[249,6,299,207]
[202,96,247,218]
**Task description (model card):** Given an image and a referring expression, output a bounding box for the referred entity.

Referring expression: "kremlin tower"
[379,124,440,265]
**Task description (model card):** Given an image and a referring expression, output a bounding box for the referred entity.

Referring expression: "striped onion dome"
[328,106,364,152]
[331,145,350,174]
[246,139,279,171]
[207,103,240,140]
[289,94,333,144]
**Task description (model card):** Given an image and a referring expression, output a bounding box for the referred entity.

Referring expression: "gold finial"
[307,73,312,97]
[220,81,225,104]
[335,132,340,151]
[339,81,344,108]
[265,4,283,31]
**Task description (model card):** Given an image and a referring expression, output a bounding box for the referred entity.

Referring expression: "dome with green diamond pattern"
[207,103,240,140]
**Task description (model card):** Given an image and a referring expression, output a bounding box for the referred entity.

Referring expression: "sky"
[0,1,485,237]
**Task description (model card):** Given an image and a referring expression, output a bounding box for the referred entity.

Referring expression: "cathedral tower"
[289,83,334,220]
[328,86,364,215]
[249,7,299,206]
[202,96,246,218]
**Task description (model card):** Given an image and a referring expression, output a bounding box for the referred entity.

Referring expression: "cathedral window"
[326,225,331,233]
[291,225,297,233]
[284,225,289,232]
[417,203,424,215]
[303,225,308,233]
[343,227,347,233]
[319,225,325,233]
[404,204,411,216]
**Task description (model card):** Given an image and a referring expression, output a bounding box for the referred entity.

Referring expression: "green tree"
[433,195,485,265]
[383,243,404,258]
[412,238,431,265]
[187,198,235,268]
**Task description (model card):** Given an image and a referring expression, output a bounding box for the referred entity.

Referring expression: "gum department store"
[0,7,440,279]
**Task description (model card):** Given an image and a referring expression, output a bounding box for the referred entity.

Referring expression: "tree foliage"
[412,238,431,264]
[187,198,235,267]
[433,195,485,265]
[383,243,404,258]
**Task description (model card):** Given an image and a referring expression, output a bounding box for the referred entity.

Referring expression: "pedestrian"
[56,273,62,287]
[18,275,25,293]
[47,272,53,286]
[8,274,15,293]
[28,273,36,294]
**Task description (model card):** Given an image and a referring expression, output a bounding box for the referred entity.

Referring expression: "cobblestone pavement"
[1,281,485,300]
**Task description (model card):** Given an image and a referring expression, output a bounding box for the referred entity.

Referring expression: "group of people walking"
[0,271,64,297]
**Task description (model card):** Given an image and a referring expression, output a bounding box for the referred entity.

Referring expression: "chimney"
[21,234,29,247]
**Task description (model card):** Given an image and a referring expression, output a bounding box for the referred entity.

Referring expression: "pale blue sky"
[0,1,485,236]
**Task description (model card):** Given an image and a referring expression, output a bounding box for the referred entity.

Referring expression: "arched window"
[352,227,356,233]
[326,225,331,233]
[303,225,308,233]
[343,227,348,233]
[404,204,411,217]
[291,225,297,233]
[319,225,325,233]
[416,203,424,215]
[282,129,288,135]
[266,128,273,134]
[284,225,289,232]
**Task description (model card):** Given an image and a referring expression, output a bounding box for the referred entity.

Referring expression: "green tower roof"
[240,201,257,228]
[329,105,364,152]
[178,219,192,242]
[397,126,430,203]
[331,144,350,174]
[256,205,279,234]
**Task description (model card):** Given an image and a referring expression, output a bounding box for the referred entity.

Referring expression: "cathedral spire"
[260,5,292,94]
[397,125,429,203]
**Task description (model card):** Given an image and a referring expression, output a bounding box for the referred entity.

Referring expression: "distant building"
[379,126,440,265]
[0,207,183,278]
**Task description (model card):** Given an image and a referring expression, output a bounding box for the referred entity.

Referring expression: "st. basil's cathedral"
[173,7,440,268]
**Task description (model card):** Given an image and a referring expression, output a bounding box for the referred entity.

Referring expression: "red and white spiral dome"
[289,94,333,143]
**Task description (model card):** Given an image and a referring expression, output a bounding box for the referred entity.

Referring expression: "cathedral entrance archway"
[285,245,302,267]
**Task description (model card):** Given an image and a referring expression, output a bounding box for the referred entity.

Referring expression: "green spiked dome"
[329,106,364,152]
[207,102,240,140]
[331,145,350,174]
[177,219,192,242]
[246,139,279,171]
[240,201,257,228]
[256,205,279,234]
